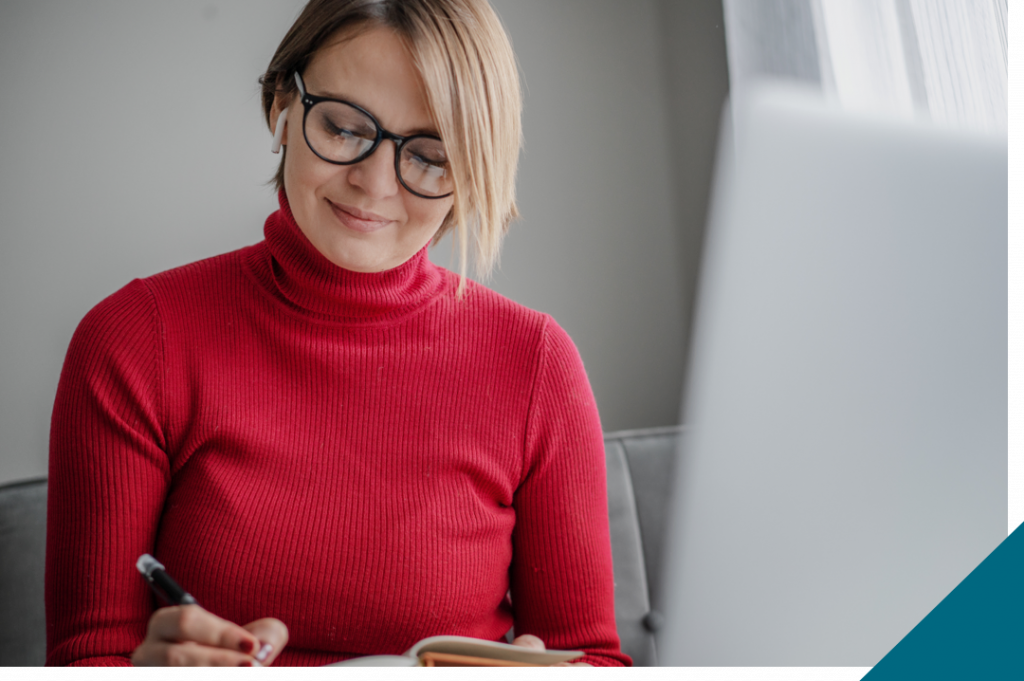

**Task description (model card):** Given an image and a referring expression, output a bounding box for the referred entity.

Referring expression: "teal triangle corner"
[862,521,1024,680]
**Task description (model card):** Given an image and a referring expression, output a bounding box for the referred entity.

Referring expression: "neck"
[253,190,447,322]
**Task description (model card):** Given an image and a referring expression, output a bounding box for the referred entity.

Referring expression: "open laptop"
[657,84,1007,666]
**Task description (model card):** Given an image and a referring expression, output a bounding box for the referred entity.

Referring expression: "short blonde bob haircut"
[259,0,522,291]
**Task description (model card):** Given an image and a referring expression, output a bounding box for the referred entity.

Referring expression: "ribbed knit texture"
[45,192,629,667]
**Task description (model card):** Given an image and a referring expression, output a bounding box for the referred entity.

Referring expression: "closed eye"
[324,119,374,140]
[410,152,448,168]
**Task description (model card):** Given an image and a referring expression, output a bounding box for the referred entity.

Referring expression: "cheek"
[410,199,454,234]
[284,137,345,207]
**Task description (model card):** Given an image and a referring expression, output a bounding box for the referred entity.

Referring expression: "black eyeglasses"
[293,72,453,199]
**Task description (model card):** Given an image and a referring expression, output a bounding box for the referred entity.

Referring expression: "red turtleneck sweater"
[45,194,629,667]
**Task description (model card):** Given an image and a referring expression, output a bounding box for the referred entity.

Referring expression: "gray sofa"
[0,425,681,666]
[0,475,48,666]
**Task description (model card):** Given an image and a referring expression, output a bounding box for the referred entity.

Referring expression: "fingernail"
[238,659,260,667]
[255,643,273,662]
[239,639,255,654]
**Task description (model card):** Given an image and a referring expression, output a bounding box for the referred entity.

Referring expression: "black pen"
[135,554,274,663]
[136,553,198,606]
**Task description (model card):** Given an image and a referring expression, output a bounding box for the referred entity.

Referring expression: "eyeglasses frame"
[292,72,453,200]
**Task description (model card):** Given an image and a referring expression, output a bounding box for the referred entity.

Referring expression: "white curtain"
[721,0,1008,134]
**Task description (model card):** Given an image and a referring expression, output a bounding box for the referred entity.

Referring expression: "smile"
[327,199,393,234]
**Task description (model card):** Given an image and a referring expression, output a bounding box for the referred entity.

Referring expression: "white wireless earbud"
[271,107,289,154]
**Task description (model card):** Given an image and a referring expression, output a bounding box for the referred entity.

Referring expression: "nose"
[346,139,401,199]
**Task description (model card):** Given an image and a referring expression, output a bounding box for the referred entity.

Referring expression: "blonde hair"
[259,0,522,293]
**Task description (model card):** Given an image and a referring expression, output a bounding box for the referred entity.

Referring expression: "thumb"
[511,634,546,650]
[243,618,289,666]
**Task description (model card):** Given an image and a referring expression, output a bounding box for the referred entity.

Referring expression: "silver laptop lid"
[658,84,1006,666]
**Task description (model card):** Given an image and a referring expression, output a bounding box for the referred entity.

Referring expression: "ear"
[269,94,291,154]
[271,107,289,154]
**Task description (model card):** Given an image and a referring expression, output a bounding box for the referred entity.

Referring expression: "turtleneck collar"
[249,190,447,323]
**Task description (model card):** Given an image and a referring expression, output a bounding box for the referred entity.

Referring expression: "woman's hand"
[511,634,593,667]
[131,605,289,666]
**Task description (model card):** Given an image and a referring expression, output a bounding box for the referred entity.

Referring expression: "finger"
[243,618,290,665]
[147,605,260,656]
[133,640,260,667]
[511,634,546,650]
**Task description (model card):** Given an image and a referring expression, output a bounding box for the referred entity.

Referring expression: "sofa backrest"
[0,476,47,666]
[604,425,683,667]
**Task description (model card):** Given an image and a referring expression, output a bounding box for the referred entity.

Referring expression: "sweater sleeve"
[46,279,170,667]
[510,317,631,667]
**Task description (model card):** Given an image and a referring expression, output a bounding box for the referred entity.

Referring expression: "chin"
[323,237,394,273]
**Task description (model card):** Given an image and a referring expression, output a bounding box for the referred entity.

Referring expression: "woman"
[45,0,628,667]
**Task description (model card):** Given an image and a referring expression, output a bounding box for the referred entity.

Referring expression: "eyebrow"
[306,85,441,138]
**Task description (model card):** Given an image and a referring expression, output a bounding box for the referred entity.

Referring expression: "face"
[270,26,454,273]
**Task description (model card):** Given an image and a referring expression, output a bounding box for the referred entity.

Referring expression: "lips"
[327,199,393,234]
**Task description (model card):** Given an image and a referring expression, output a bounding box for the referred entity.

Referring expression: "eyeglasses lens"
[307,101,376,161]
[399,138,451,197]
[306,101,453,198]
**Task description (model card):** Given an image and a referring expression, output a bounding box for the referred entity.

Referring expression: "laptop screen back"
[658,85,1007,666]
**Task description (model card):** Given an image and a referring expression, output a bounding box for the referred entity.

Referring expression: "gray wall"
[655,0,732,417]
[0,0,729,486]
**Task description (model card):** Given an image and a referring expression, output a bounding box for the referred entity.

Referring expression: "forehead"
[303,25,434,135]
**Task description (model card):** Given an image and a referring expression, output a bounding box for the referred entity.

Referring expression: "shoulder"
[61,278,164,418]
[439,270,585,376]
[139,246,251,304]
[70,245,253,355]
[441,269,552,337]
[71,277,160,360]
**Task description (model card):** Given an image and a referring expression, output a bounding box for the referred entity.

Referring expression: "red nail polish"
[239,639,255,654]
[238,660,254,667]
